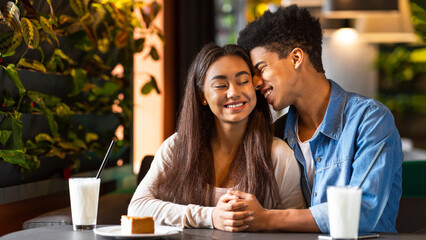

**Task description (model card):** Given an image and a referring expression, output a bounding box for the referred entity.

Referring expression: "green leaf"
[0,130,12,146]
[2,64,26,96]
[134,38,145,52]
[35,133,54,143]
[0,32,14,54]
[0,150,26,166]
[97,37,110,53]
[56,102,74,119]
[39,16,58,44]
[9,32,23,53]
[0,31,22,55]
[153,25,165,44]
[70,0,86,16]
[17,58,47,72]
[141,81,153,95]
[58,14,75,25]
[47,146,66,159]
[58,140,86,151]
[53,49,75,64]
[80,12,94,25]
[69,68,87,96]
[92,81,120,96]
[24,154,40,171]
[3,95,15,107]
[44,0,57,26]
[141,75,161,95]
[0,114,23,149]
[140,1,161,28]
[21,17,40,49]
[85,132,98,143]
[3,1,21,31]
[157,31,165,44]
[30,19,41,30]
[149,46,159,61]
[27,91,58,137]
[73,138,87,150]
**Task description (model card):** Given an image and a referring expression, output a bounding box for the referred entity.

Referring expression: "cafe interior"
[0,0,425,238]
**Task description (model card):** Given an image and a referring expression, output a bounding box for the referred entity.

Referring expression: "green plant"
[0,0,163,175]
[410,0,426,42]
[375,45,426,115]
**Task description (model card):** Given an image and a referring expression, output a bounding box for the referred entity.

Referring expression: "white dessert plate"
[94,225,182,239]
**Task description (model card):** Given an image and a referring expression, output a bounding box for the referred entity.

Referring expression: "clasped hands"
[212,190,269,232]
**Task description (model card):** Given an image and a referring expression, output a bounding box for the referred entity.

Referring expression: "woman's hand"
[212,193,254,232]
[228,190,269,232]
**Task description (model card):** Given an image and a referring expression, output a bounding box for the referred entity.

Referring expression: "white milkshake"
[327,186,362,239]
[69,178,100,231]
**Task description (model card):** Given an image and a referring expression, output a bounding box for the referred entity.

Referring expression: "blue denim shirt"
[283,80,403,233]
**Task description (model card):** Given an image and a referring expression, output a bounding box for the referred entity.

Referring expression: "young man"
[229,5,403,233]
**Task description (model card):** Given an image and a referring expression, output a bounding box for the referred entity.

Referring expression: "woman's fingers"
[222,216,254,232]
[228,190,253,200]
[223,224,249,232]
[218,194,248,211]
[224,210,254,220]
[222,201,247,211]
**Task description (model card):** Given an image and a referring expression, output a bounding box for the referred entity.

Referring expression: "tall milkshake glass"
[69,178,100,231]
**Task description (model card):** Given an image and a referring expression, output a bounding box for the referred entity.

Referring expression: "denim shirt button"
[314,192,317,197]
[316,157,321,162]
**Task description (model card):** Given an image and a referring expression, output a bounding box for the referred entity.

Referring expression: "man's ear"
[290,48,303,70]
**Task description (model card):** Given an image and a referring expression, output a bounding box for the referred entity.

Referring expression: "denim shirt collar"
[284,79,347,142]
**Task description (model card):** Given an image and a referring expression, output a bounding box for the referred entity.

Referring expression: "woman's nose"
[227,84,241,99]
[253,75,263,90]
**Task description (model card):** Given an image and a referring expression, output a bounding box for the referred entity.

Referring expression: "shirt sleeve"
[271,138,306,210]
[310,105,403,233]
[127,133,215,229]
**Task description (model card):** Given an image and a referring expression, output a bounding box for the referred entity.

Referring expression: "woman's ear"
[199,92,208,105]
[290,48,303,70]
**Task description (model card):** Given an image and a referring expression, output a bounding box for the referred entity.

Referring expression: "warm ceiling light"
[323,0,399,18]
[332,27,359,45]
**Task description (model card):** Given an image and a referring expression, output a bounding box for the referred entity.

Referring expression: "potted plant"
[0,0,163,186]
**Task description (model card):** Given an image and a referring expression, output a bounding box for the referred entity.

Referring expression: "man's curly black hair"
[237,5,325,73]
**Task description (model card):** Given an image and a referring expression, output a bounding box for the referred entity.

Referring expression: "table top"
[0,225,425,240]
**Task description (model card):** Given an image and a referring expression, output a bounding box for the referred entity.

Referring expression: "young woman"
[128,43,305,232]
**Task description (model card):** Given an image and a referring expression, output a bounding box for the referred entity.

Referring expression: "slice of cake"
[121,215,155,234]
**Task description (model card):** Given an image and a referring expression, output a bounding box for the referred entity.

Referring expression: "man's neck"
[294,74,330,142]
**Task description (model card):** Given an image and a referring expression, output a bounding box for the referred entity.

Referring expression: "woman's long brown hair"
[151,43,281,207]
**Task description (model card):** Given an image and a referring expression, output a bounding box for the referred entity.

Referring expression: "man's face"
[250,46,297,111]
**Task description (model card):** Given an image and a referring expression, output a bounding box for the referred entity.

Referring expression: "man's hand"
[212,193,254,232]
[228,190,270,231]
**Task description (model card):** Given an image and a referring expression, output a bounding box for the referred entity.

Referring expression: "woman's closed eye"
[213,84,227,89]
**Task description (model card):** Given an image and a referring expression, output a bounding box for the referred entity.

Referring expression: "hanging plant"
[0,0,164,177]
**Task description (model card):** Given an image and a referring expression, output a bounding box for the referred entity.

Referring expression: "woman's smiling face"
[202,55,256,125]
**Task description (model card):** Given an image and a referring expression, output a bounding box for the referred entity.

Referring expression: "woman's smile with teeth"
[226,102,245,108]
[264,89,272,99]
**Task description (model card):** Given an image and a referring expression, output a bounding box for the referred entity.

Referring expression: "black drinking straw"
[357,141,386,188]
[96,140,116,179]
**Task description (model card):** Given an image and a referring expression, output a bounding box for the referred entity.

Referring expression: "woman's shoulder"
[158,133,179,150]
[272,137,292,153]
[271,137,295,165]
[154,133,179,163]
